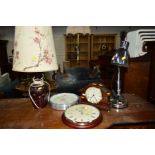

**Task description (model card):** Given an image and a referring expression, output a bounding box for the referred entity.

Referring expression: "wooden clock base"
[62,104,103,129]
[62,113,103,129]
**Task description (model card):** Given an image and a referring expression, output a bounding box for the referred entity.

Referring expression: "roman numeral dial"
[85,87,102,104]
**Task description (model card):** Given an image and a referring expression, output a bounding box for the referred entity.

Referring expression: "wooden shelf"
[65,33,116,68]
[91,34,116,60]
[65,34,90,68]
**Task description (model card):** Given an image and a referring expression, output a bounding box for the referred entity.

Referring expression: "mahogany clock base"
[80,82,111,111]
[62,114,102,129]
[62,104,103,129]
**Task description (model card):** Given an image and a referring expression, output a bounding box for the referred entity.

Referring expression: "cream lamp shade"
[12,26,58,72]
[66,26,91,34]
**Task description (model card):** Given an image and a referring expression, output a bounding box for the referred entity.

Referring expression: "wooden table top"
[0,94,155,129]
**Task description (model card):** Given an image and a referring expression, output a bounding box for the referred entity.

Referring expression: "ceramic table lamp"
[12,26,58,109]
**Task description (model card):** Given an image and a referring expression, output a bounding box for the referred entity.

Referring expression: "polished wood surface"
[0,94,155,129]
[123,53,151,100]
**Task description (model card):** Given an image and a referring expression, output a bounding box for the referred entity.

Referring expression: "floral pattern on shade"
[30,27,53,67]
[13,26,58,72]
[14,27,54,71]
[43,49,53,64]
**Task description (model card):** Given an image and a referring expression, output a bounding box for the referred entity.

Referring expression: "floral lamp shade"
[12,26,58,72]
[66,26,91,34]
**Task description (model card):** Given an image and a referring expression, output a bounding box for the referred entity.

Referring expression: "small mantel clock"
[80,82,111,111]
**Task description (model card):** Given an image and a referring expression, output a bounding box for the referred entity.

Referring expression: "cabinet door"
[0,40,9,75]
[65,34,90,68]
[148,43,155,103]
[0,40,8,67]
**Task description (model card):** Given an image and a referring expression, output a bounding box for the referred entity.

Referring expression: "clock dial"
[62,104,102,128]
[85,87,102,104]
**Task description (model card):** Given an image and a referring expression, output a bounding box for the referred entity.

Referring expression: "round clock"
[80,82,111,111]
[62,104,102,128]
[85,86,102,104]
[49,93,79,110]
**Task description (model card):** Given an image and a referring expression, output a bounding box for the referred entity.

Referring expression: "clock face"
[62,104,102,128]
[85,86,102,104]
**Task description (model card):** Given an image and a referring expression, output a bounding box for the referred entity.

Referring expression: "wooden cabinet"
[0,40,12,77]
[91,34,116,60]
[122,54,151,100]
[0,40,8,70]
[64,34,116,68]
[65,34,90,67]
[0,40,16,80]
[147,42,155,103]
[122,42,155,103]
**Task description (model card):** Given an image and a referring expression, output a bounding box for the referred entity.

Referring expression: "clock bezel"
[62,104,103,129]
[49,93,79,110]
[85,86,103,104]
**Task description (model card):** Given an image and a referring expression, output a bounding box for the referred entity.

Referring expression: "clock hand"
[88,95,95,104]
[94,96,98,102]
[89,94,95,100]
[92,94,98,102]
[90,94,94,99]
[92,94,100,103]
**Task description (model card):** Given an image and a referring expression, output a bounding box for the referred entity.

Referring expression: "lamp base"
[29,76,50,109]
[110,94,128,109]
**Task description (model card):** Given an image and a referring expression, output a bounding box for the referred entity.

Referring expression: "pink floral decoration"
[43,49,52,64]
[34,27,44,37]
[23,27,53,71]
[33,37,41,44]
